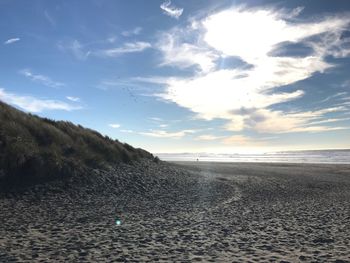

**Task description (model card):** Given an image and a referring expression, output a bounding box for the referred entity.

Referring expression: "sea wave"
[156,150,350,164]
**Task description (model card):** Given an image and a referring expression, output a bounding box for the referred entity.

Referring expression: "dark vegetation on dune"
[0,101,155,191]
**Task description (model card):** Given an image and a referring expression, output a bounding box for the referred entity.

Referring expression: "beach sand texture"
[1,161,349,262]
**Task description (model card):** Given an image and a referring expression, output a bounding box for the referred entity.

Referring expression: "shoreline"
[157,149,350,165]
[166,160,350,165]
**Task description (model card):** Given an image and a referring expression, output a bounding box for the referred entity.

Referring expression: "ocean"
[156,150,350,164]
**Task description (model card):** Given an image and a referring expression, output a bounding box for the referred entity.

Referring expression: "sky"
[1,0,350,154]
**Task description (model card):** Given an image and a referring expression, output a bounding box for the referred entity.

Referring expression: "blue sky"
[1,0,350,153]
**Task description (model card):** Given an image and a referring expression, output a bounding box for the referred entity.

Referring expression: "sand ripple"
[1,161,349,262]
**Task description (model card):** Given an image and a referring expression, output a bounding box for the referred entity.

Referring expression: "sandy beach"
[2,0,350,261]
[1,160,349,262]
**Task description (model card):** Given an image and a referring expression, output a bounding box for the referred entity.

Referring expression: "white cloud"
[156,6,350,134]
[203,7,348,63]
[221,135,279,148]
[120,129,134,133]
[122,27,142,37]
[149,117,163,122]
[0,88,81,113]
[160,0,183,19]
[140,129,195,138]
[308,117,350,125]
[59,39,151,60]
[158,30,218,73]
[4,38,20,45]
[131,76,171,85]
[239,107,348,134]
[287,6,305,18]
[223,135,256,145]
[58,40,90,60]
[160,70,305,121]
[109,123,121,128]
[196,134,223,141]
[97,79,145,91]
[97,41,151,57]
[19,69,65,89]
[107,36,117,43]
[66,96,80,102]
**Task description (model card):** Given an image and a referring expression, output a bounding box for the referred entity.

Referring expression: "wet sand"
[1,161,349,262]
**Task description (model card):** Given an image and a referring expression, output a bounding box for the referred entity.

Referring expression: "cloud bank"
[155,6,350,135]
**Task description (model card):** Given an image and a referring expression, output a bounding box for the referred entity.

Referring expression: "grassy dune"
[0,101,154,191]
